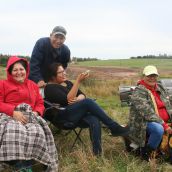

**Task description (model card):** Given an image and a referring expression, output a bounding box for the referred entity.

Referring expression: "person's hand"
[37,80,46,88]
[68,97,77,104]
[13,111,28,124]
[76,72,89,83]
[76,94,85,101]
[166,127,172,134]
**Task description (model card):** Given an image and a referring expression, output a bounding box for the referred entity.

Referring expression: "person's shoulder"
[132,85,148,96]
[34,37,50,50]
[45,83,58,89]
[0,79,13,89]
[64,80,73,88]
[0,80,5,86]
[36,37,49,44]
[44,83,60,93]
[0,79,9,85]
[61,44,70,51]
[65,80,72,84]
[0,80,4,84]
[157,82,165,90]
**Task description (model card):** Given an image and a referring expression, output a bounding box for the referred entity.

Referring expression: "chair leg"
[70,128,85,150]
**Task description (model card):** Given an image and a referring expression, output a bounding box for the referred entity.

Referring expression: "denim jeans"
[57,98,116,127]
[146,122,164,149]
[82,115,102,155]
[53,98,119,155]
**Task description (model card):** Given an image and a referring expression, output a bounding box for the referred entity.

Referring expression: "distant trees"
[72,57,98,63]
[0,54,30,66]
[130,54,172,59]
[0,54,99,66]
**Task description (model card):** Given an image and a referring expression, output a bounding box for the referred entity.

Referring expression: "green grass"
[72,59,172,69]
[0,66,6,79]
[1,59,172,172]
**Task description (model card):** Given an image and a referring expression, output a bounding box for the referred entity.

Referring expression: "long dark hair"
[8,60,27,74]
[47,63,63,81]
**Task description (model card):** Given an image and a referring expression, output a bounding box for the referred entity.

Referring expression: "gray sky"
[0,0,172,59]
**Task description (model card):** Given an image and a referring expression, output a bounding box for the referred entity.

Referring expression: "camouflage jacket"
[128,83,172,147]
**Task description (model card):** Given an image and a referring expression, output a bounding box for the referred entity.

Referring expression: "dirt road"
[68,66,139,80]
[68,66,172,80]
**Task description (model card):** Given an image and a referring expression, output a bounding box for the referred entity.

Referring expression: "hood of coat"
[6,56,29,84]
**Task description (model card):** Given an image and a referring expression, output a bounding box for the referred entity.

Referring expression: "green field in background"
[72,58,172,69]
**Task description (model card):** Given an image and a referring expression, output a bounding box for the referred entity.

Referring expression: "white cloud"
[0,0,172,59]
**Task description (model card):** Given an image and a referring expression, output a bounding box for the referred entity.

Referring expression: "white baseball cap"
[143,65,159,76]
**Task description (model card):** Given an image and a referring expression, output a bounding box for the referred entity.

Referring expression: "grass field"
[1,59,172,172]
[73,58,172,69]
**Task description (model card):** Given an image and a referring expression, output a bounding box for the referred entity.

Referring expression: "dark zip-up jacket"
[29,37,70,83]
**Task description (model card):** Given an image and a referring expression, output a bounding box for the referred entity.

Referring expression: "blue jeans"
[82,115,102,155]
[58,98,116,127]
[54,98,119,155]
[146,122,164,149]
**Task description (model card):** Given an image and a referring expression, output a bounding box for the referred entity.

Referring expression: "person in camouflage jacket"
[128,65,172,159]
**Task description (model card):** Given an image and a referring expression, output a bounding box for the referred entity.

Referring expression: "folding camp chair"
[43,100,88,150]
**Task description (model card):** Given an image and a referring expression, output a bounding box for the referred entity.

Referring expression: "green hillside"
[72,58,172,69]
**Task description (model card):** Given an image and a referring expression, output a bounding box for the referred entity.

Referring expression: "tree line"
[0,54,98,66]
[0,54,30,67]
[72,57,98,62]
[130,54,172,59]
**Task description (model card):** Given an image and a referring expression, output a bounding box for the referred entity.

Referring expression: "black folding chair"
[43,100,88,150]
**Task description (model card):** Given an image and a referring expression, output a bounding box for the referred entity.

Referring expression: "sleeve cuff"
[163,122,169,130]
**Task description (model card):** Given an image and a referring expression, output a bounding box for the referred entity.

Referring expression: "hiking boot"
[123,136,133,152]
[141,145,155,161]
[109,124,130,137]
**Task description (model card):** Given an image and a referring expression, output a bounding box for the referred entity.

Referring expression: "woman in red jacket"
[0,56,57,172]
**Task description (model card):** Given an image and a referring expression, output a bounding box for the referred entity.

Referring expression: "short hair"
[47,63,63,81]
[8,60,27,74]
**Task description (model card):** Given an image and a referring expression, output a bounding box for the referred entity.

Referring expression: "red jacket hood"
[6,56,29,83]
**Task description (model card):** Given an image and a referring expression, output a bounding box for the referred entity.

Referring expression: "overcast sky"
[0,0,172,59]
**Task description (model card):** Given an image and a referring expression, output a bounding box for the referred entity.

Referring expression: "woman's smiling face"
[56,66,67,83]
[11,62,26,83]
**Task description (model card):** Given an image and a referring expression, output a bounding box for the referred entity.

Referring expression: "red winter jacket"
[0,56,44,116]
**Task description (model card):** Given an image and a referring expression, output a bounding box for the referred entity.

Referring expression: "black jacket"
[29,37,70,83]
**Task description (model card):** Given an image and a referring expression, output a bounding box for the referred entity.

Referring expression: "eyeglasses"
[57,70,66,75]
[146,74,158,78]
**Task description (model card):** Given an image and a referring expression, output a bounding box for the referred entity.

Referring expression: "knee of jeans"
[83,98,95,105]
[154,124,164,137]
[85,116,101,129]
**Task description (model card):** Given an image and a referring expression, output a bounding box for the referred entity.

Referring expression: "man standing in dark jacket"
[29,26,71,88]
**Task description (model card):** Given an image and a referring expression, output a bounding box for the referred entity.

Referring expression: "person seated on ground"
[0,56,58,172]
[44,63,129,155]
[127,65,172,161]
